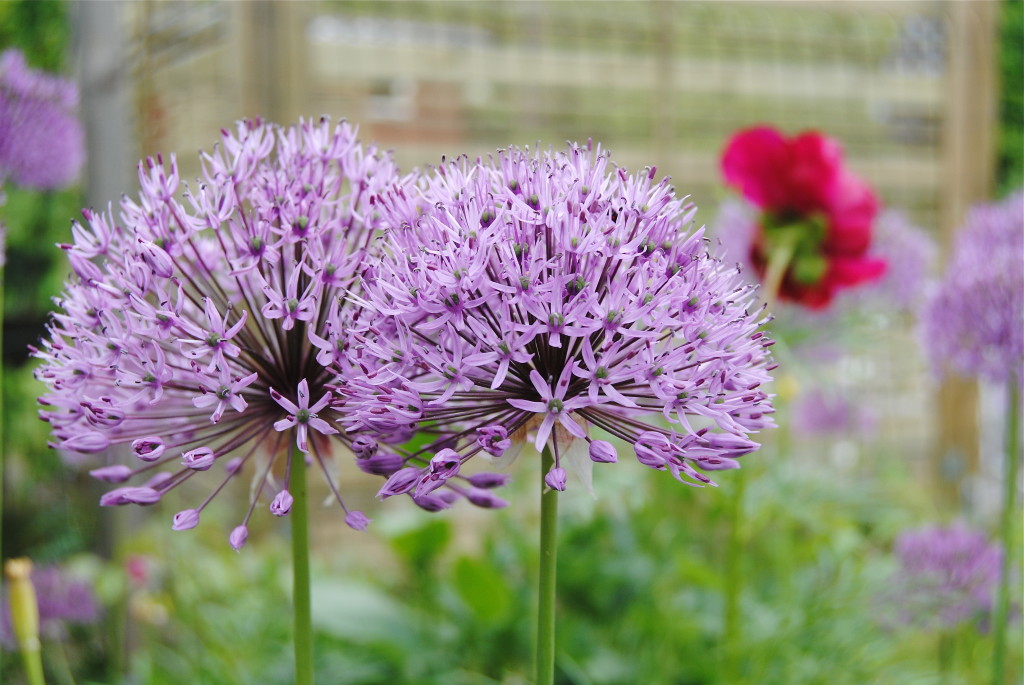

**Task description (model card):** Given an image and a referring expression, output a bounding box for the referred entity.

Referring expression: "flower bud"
[182,446,215,471]
[89,464,133,483]
[467,472,510,489]
[377,466,421,499]
[172,509,200,531]
[270,490,294,516]
[588,440,618,463]
[344,510,371,531]
[544,467,567,491]
[229,525,249,551]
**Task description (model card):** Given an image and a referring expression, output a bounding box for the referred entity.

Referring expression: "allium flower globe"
[721,126,885,308]
[887,525,1002,630]
[34,118,400,545]
[920,191,1023,385]
[0,49,84,190]
[345,142,776,508]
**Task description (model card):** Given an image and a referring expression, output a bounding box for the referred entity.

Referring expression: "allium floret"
[34,117,401,544]
[345,142,776,509]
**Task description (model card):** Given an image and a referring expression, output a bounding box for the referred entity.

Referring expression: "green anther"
[687,296,699,307]
[595,367,609,380]
[549,313,564,326]
[296,216,309,230]
[547,398,564,413]
[303,184,314,193]
[250,236,263,251]
[677,392,689,400]
[498,342,511,354]
[508,179,519,192]
[296,408,311,423]
[528,193,540,207]
[153,238,166,249]
[643,293,654,304]
[324,264,336,276]
[206,333,222,346]
[698,331,708,340]
[287,298,300,312]
[142,373,156,383]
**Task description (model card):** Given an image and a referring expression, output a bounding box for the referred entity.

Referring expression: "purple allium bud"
[428,448,461,480]
[354,451,404,477]
[377,467,422,499]
[466,472,511,489]
[89,464,133,483]
[412,493,452,512]
[476,425,511,456]
[345,143,775,509]
[545,467,567,491]
[60,432,110,454]
[465,487,509,509]
[344,510,370,531]
[33,116,404,545]
[350,435,378,458]
[131,437,166,462]
[588,440,618,464]
[229,525,249,551]
[0,49,84,190]
[920,191,1023,385]
[181,447,215,471]
[270,490,293,517]
[171,509,200,531]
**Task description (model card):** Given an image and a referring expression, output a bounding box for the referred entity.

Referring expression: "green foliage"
[998,0,1024,194]
[0,0,70,72]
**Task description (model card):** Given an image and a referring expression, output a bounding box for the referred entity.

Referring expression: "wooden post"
[934,0,999,510]
[236,1,309,123]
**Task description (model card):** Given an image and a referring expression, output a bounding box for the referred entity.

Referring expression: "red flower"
[722,126,885,308]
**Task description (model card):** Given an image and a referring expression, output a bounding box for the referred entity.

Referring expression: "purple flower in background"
[790,387,876,438]
[345,142,776,510]
[33,118,400,544]
[0,49,84,190]
[920,192,1024,384]
[1,565,100,646]
[886,525,1002,630]
[864,210,936,311]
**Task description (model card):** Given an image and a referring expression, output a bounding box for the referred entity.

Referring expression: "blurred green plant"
[998,0,1023,194]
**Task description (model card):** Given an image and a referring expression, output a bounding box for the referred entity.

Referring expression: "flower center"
[547,398,564,413]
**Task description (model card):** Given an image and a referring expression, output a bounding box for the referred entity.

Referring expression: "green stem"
[992,380,1020,685]
[20,644,45,685]
[291,444,314,685]
[723,465,747,677]
[761,234,798,310]
[536,445,558,685]
[938,631,953,685]
[49,639,77,685]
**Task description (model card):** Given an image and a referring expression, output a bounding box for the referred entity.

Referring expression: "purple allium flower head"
[920,192,1024,385]
[863,210,937,311]
[33,117,402,543]
[887,524,1003,630]
[345,142,776,509]
[1,565,100,646]
[0,49,84,190]
[790,387,876,438]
